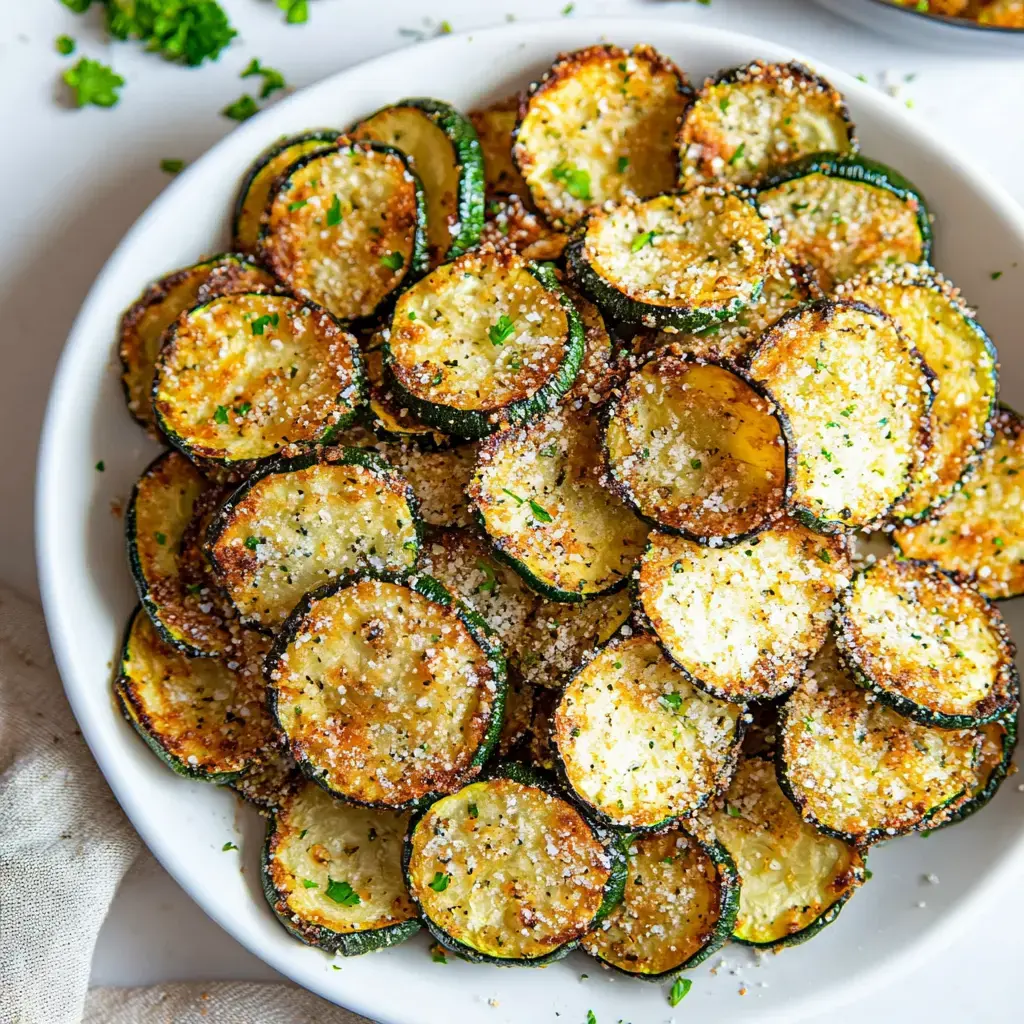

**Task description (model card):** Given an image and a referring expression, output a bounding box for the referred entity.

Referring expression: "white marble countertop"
[2,1,1022,1020]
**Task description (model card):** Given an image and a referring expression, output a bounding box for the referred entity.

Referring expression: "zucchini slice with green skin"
[756,153,932,291]
[712,756,866,949]
[679,61,856,189]
[553,633,744,832]
[749,300,935,532]
[384,253,585,440]
[376,440,478,528]
[657,256,819,362]
[925,711,1019,831]
[153,293,365,468]
[635,520,851,703]
[230,745,302,812]
[127,450,235,657]
[205,446,421,633]
[119,254,277,434]
[777,641,980,845]
[470,98,530,198]
[513,44,693,229]
[115,606,276,782]
[581,828,739,979]
[266,571,506,810]
[404,762,625,966]
[838,265,998,523]
[516,589,632,690]
[259,140,429,324]
[351,98,484,266]
[262,780,421,953]
[894,408,1024,600]
[836,556,1018,729]
[604,354,788,543]
[232,129,341,253]
[566,188,773,332]
[469,402,649,602]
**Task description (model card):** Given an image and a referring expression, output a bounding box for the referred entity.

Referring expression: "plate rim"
[35,15,1024,1023]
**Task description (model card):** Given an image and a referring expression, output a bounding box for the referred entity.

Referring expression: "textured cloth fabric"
[0,585,369,1024]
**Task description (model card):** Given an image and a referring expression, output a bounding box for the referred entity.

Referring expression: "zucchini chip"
[658,256,818,362]
[777,641,980,844]
[515,589,632,689]
[378,441,478,528]
[115,607,275,781]
[712,756,865,949]
[470,403,649,602]
[679,61,855,188]
[419,526,538,664]
[153,293,365,468]
[230,745,301,812]
[470,98,530,198]
[362,338,449,448]
[263,781,420,953]
[232,129,340,253]
[497,675,535,757]
[839,265,998,522]
[636,520,851,702]
[604,354,788,542]
[405,764,624,965]
[562,284,622,406]
[836,556,1017,728]
[351,98,484,266]
[205,447,421,632]
[581,829,738,979]
[756,154,932,291]
[384,252,584,440]
[513,44,692,229]
[749,300,934,531]
[566,188,773,332]
[480,195,568,262]
[266,572,506,809]
[926,712,1018,830]
[260,140,428,323]
[894,409,1024,599]
[119,254,276,433]
[553,633,744,831]
[127,450,234,656]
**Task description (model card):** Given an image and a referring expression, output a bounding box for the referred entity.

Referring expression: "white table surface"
[2,0,1022,1020]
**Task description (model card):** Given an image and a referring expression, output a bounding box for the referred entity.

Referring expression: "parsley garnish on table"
[64,57,125,108]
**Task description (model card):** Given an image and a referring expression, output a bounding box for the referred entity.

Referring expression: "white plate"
[36,17,1024,1024]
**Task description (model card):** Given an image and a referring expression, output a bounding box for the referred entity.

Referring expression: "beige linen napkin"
[0,584,368,1024]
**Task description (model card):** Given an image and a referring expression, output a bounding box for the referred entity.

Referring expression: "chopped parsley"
[56,35,76,56]
[431,947,448,963]
[586,1012,596,1024]
[380,251,405,271]
[326,193,343,226]
[617,156,629,173]
[95,460,105,472]
[726,805,741,818]
[64,58,124,108]
[539,443,558,457]
[668,977,692,1006]
[288,199,308,211]
[817,549,832,564]
[468,802,479,818]
[630,231,656,254]
[250,312,279,335]
[475,560,497,594]
[222,94,258,121]
[324,878,361,906]
[991,271,1003,281]
[561,2,575,13]
[160,158,186,174]
[428,871,451,892]
[502,488,525,506]
[529,499,553,524]
[154,532,167,546]
[690,457,702,470]
[213,405,230,424]
[551,162,591,201]
[277,0,309,25]
[659,692,683,711]
[728,142,746,166]
[488,314,516,347]
[241,57,286,99]
[301,878,318,888]
[221,841,237,851]
[244,535,261,551]
[105,0,237,66]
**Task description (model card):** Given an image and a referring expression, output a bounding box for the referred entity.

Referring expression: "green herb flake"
[539,443,558,457]
[251,312,279,335]
[991,271,1003,280]
[326,193,343,226]
[689,457,702,470]
[64,57,124,109]
[160,158,186,175]
[817,549,832,564]
[241,57,286,99]
[475,560,497,594]
[529,499,553,524]
[728,142,746,166]
[631,230,656,253]
[213,405,230,424]
[95,460,105,472]
[431,948,448,963]
[468,802,479,818]
[301,878,318,888]
[244,536,261,551]
[105,0,237,66]
[586,1012,596,1024]
[277,0,309,25]
[659,692,683,711]
[502,488,525,506]
[288,199,308,211]
[325,878,361,906]
[380,251,405,271]
[56,35,76,56]
[551,162,591,201]
[562,2,575,14]
[154,532,167,546]
[616,156,629,173]
[488,313,516,346]
[428,871,451,892]
[669,977,692,1006]
[222,94,258,121]
[222,841,237,851]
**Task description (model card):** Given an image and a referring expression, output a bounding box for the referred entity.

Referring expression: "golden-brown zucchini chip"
[679,61,855,188]
[836,556,1017,728]
[894,408,1024,599]
[604,354,788,542]
[471,98,530,197]
[562,284,622,406]
[115,607,275,781]
[581,829,738,978]
[636,520,851,702]
[127,450,234,657]
[384,252,584,440]
[513,44,692,229]
[470,403,649,601]
[497,675,535,757]
[266,573,506,809]
[119,255,276,433]
[749,300,934,531]
[554,633,743,830]
[230,744,301,812]
[567,188,773,332]
[712,756,865,949]
[479,194,569,261]
[756,154,931,291]
[778,642,980,844]
[838,265,998,522]
[405,766,620,964]
[153,293,365,467]
[205,447,421,632]
[262,781,420,953]
[377,440,478,528]
[260,140,428,322]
